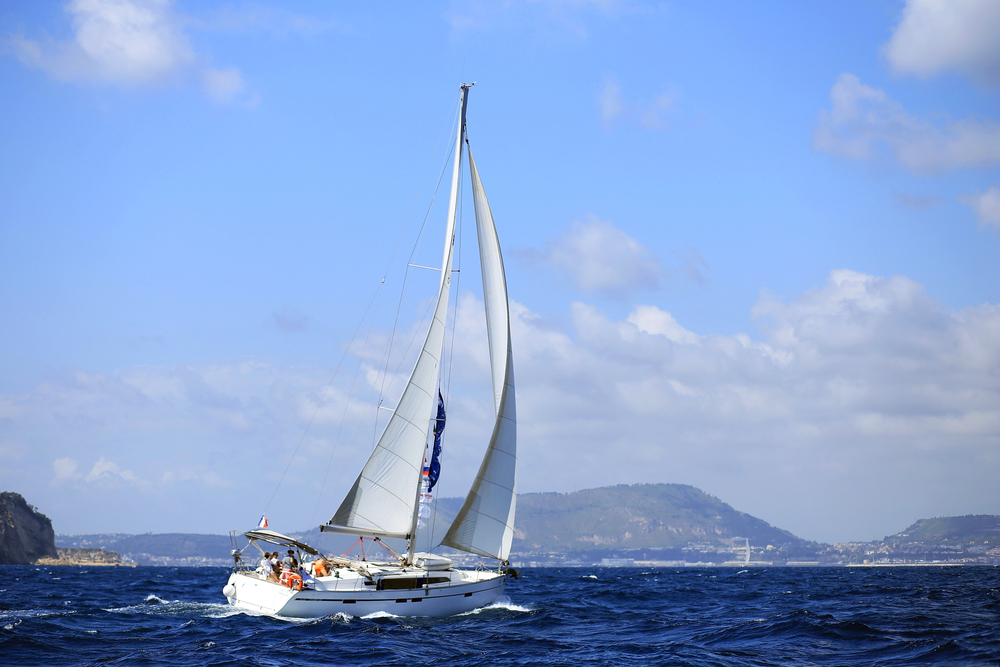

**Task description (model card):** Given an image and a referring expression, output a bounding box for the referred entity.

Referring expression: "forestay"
[324,92,467,541]
[441,144,518,561]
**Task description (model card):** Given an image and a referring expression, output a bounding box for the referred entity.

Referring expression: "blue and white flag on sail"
[428,390,446,491]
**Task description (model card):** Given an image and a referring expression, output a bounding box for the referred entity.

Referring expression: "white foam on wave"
[583,574,598,580]
[1,609,74,623]
[361,610,402,620]
[108,597,229,618]
[106,596,170,613]
[458,596,531,616]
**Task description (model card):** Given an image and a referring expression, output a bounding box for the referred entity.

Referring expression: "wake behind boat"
[222,84,517,619]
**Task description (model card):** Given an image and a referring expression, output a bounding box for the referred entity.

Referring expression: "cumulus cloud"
[85,456,144,484]
[52,457,79,485]
[505,269,1000,540]
[884,0,1000,87]
[8,0,253,103]
[51,455,144,486]
[958,186,1000,231]
[600,74,681,130]
[8,270,1000,540]
[201,66,248,105]
[539,216,661,298]
[627,305,699,345]
[11,0,193,85]
[813,73,1000,173]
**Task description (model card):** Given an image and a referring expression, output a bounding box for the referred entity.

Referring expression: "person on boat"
[262,552,280,583]
[312,556,330,578]
[281,549,303,590]
[266,552,281,583]
[298,564,314,588]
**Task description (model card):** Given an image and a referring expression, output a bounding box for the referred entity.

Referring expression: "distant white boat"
[222,84,517,618]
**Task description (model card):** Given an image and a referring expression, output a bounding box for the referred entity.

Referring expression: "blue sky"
[1,0,998,544]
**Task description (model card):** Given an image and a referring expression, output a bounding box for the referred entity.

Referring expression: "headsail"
[323,88,469,541]
[441,143,517,561]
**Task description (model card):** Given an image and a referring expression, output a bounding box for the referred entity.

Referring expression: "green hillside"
[510,483,807,551]
[885,515,1000,545]
[58,483,815,561]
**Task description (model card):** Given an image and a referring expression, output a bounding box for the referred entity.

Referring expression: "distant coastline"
[9,484,997,568]
[34,547,134,567]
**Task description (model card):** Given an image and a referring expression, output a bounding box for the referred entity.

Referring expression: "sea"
[1,565,997,666]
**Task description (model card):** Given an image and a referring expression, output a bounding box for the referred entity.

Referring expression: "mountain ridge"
[42,484,999,564]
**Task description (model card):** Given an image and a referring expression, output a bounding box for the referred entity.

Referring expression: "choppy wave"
[0,564,996,666]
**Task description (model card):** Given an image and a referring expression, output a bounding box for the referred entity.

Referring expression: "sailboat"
[222,84,517,618]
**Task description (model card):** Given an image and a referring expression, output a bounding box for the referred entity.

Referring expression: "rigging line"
[310,278,388,527]
[320,103,461,523]
[317,95,462,523]
[323,296,437,523]
[266,280,385,518]
[375,102,460,422]
[377,88,461,286]
[431,149,466,551]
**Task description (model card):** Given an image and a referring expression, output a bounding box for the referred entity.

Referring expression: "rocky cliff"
[0,492,58,564]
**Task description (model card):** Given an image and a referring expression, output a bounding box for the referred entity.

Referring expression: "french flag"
[257,515,268,529]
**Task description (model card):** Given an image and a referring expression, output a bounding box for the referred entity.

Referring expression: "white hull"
[225,566,507,619]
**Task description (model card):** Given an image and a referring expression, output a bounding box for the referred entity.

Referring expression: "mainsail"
[323,90,468,541]
[322,85,516,564]
[441,144,517,561]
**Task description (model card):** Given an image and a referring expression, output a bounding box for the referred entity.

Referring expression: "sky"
[1,0,998,545]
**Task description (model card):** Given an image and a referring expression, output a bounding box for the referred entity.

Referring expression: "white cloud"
[600,74,680,130]
[540,215,661,298]
[627,305,699,345]
[201,66,245,104]
[884,0,1000,87]
[11,0,193,85]
[813,73,1000,173]
[9,270,1000,541]
[52,457,79,485]
[51,455,146,487]
[496,269,1000,542]
[958,186,1000,231]
[9,0,253,103]
[85,456,144,484]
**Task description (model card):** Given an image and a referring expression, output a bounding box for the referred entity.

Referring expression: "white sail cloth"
[323,88,517,563]
[325,93,466,540]
[441,145,517,561]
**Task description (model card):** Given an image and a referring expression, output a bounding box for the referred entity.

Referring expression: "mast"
[323,85,471,548]
[404,83,472,565]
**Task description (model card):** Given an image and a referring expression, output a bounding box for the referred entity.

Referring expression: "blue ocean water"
[1,565,997,666]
